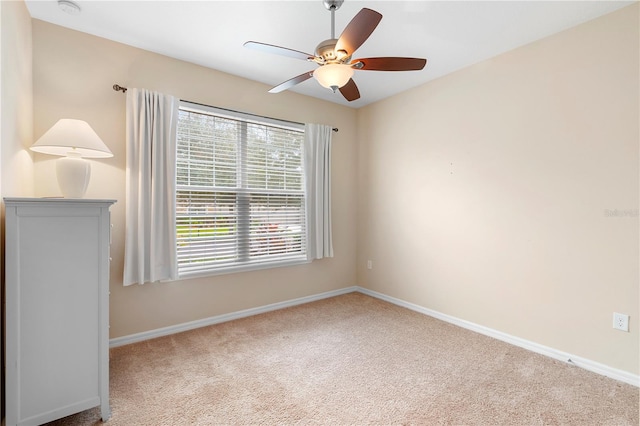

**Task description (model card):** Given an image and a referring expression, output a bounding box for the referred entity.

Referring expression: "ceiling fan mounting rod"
[323,0,344,39]
[331,8,335,39]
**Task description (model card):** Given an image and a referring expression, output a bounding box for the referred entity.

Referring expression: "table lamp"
[30,119,113,198]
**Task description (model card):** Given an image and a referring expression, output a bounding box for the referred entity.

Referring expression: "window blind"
[176,104,306,276]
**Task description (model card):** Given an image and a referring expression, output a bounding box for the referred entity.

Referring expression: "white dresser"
[4,198,115,425]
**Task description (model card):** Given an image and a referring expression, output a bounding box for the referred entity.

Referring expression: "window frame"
[175,101,309,279]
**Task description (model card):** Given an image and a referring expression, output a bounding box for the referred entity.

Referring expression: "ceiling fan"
[244,0,427,102]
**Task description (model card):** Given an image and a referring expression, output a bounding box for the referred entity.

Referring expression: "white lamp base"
[56,153,91,198]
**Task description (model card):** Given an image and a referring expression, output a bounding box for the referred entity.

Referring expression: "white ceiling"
[25,0,633,108]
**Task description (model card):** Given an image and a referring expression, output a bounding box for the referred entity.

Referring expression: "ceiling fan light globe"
[313,64,354,90]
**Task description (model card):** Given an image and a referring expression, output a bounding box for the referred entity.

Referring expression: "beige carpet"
[47,293,638,425]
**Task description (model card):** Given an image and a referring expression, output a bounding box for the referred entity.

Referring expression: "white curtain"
[123,88,179,285]
[304,123,334,260]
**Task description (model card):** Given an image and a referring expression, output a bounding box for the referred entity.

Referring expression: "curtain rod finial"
[113,84,127,93]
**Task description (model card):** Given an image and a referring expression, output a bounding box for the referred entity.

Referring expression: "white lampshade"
[30,119,113,198]
[313,64,354,91]
[31,119,113,158]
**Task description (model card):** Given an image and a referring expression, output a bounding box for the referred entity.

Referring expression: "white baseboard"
[357,287,640,388]
[109,285,639,387]
[109,286,358,348]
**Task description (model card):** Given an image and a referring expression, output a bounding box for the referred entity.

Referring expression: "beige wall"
[1,0,34,198]
[32,21,358,338]
[357,4,639,375]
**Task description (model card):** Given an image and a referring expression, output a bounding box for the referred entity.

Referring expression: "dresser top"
[4,197,117,206]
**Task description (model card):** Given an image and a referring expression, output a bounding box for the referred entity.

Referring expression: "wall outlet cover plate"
[613,312,629,332]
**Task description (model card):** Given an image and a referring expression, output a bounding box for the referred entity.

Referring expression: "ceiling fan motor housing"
[315,38,350,64]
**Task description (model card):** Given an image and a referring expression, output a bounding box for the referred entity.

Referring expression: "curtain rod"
[112,84,338,132]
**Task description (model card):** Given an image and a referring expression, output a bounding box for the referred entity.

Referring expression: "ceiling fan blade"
[339,78,360,102]
[244,41,314,61]
[269,71,314,93]
[352,57,427,71]
[335,8,382,56]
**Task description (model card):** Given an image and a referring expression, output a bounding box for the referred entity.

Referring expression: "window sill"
[176,257,311,280]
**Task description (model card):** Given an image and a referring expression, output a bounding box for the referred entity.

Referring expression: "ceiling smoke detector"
[58,0,81,15]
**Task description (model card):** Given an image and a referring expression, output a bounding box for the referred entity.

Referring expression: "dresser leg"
[101,404,112,422]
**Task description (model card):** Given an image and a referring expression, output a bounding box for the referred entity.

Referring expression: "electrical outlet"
[613,312,629,332]
[367,260,372,270]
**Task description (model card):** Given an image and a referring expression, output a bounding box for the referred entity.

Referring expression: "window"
[176,102,307,277]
